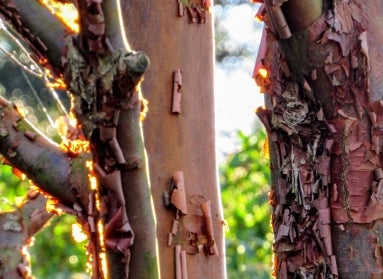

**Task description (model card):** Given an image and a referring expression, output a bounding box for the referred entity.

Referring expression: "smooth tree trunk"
[0,0,225,279]
[122,1,226,278]
[255,0,383,278]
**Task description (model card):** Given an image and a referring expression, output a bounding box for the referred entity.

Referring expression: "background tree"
[255,0,383,278]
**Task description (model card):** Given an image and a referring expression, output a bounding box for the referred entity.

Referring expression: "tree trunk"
[0,0,225,278]
[255,0,383,278]
[122,1,226,278]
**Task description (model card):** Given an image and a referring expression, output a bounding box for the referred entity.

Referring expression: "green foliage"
[0,165,29,212]
[30,215,88,279]
[220,128,273,279]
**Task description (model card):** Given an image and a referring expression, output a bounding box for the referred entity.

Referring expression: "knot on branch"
[62,36,149,138]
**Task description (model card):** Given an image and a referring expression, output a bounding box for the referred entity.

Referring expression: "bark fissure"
[340,120,352,222]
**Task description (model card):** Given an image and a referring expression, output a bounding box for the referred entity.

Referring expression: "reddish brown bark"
[0,0,159,278]
[0,0,224,278]
[256,0,383,278]
[122,1,225,278]
[0,96,85,206]
[62,1,158,277]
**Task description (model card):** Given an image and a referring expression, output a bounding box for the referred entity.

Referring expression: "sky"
[214,3,264,162]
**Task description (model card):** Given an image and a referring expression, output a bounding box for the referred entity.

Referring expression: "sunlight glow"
[12,167,26,180]
[14,196,24,207]
[116,0,131,50]
[204,0,212,13]
[15,105,26,117]
[46,197,63,215]
[58,113,90,154]
[85,161,108,277]
[262,138,269,159]
[258,67,268,79]
[45,77,67,90]
[255,15,264,22]
[97,220,108,278]
[86,161,98,191]
[40,0,79,33]
[72,223,88,243]
[61,139,90,154]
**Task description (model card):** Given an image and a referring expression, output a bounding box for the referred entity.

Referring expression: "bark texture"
[256,0,383,278]
[63,1,158,277]
[0,1,159,278]
[0,0,224,278]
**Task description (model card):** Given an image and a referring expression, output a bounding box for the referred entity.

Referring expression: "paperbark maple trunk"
[122,1,226,279]
[255,0,383,278]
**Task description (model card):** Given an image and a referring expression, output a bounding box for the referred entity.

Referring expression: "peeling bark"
[0,0,222,278]
[63,1,158,278]
[256,0,383,278]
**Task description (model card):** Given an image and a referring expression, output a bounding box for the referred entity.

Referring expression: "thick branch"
[0,96,87,206]
[101,0,130,50]
[64,1,158,277]
[1,0,69,70]
[117,96,158,279]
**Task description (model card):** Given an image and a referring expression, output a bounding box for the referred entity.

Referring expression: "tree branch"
[1,0,158,277]
[101,0,130,50]
[63,0,158,277]
[1,0,69,70]
[0,96,89,207]
[0,192,52,278]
